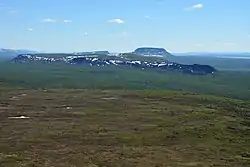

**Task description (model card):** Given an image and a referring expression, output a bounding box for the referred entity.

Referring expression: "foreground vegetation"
[0,61,249,166]
[0,89,249,167]
[0,62,250,100]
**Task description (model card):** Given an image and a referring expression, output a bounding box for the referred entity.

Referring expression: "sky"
[0,0,250,53]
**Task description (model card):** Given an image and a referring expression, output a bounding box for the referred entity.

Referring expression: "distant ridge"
[12,53,217,75]
[174,52,250,57]
[0,48,39,60]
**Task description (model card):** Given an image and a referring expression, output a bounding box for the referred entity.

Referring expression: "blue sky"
[0,0,250,53]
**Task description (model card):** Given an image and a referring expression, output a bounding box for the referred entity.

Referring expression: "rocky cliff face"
[133,47,172,57]
[12,54,217,75]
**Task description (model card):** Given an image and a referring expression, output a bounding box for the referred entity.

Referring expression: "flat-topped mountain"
[133,47,172,57]
[12,53,217,75]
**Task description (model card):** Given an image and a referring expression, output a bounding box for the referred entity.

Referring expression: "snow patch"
[8,116,30,119]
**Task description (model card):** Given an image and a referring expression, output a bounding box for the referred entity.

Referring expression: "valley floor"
[0,89,249,167]
[1,62,250,100]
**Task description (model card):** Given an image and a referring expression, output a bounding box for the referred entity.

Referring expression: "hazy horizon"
[1,47,250,57]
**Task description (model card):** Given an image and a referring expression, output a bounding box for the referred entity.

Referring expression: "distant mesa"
[133,47,172,57]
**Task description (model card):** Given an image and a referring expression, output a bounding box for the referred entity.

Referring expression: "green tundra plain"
[0,61,249,167]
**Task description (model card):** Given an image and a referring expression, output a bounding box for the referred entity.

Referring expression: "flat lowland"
[0,89,249,167]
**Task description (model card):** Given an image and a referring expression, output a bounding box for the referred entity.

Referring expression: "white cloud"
[108,19,125,24]
[42,18,72,23]
[27,28,33,31]
[247,34,250,37]
[193,4,204,9]
[42,18,58,22]
[185,4,204,11]
[63,20,72,23]
[116,31,129,37]
[144,15,151,19]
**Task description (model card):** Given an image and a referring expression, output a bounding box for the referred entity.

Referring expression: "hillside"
[0,89,249,167]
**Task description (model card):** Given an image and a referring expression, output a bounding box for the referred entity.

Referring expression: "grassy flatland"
[0,89,249,167]
[1,62,250,100]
